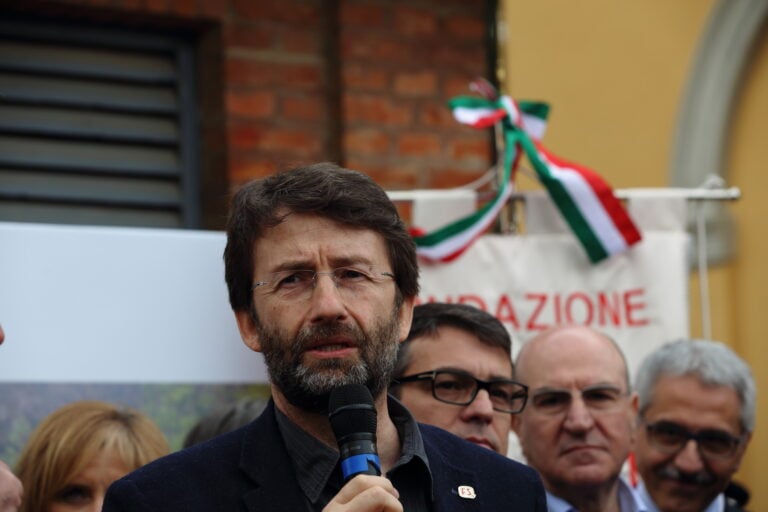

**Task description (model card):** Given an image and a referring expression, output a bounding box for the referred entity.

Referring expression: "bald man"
[512,325,645,512]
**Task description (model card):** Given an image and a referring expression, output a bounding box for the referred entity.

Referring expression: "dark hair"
[392,302,512,382]
[224,163,420,312]
[182,398,268,448]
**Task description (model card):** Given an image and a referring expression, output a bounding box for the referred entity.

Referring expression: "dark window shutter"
[0,17,200,228]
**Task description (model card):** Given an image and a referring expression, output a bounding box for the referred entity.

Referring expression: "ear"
[627,391,640,444]
[629,391,639,417]
[734,431,753,468]
[234,309,262,353]
[397,296,415,343]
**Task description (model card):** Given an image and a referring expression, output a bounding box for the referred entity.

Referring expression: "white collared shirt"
[636,481,724,512]
[546,478,649,512]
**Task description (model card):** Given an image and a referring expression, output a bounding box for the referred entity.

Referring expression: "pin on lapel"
[457,485,476,499]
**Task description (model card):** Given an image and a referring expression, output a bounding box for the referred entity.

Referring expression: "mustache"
[656,464,717,486]
[294,322,365,349]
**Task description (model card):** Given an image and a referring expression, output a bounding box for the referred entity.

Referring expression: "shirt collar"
[636,480,724,512]
[547,478,649,512]
[274,394,433,506]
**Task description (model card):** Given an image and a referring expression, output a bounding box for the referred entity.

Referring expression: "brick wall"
[6,0,493,227]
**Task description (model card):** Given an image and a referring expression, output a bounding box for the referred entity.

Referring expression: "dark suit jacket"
[103,401,546,511]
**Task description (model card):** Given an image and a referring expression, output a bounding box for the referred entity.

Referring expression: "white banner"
[0,194,689,384]
[0,221,266,384]
[418,194,691,380]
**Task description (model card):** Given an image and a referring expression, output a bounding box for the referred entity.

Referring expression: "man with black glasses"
[103,163,546,511]
[389,302,527,455]
[634,339,754,512]
[511,324,647,512]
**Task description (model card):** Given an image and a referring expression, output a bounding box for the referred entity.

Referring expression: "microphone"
[328,384,381,482]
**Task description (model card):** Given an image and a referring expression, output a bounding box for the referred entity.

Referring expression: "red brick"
[444,75,478,99]
[449,137,491,162]
[444,14,485,41]
[428,168,486,189]
[229,156,279,183]
[393,70,438,97]
[200,0,228,18]
[397,133,441,157]
[231,0,320,24]
[432,45,487,73]
[226,90,277,119]
[262,127,323,153]
[346,159,419,191]
[226,57,323,90]
[394,6,438,38]
[115,0,142,10]
[279,26,322,55]
[281,96,324,122]
[226,23,273,50]
[228,122,264,150]
[340,32,410,63]
[340,3,388,28]
[344,129,390,155]
[170,0,198,17]
[343,94,412,127]
[228,121,323,154]
[342,65,389,91]
[146,0,170,13]
[418,101,457,130]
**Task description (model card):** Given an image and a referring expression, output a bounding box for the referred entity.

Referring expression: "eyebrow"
[531,383,624,398]
[267,256,377,274]
[429,366,514,380]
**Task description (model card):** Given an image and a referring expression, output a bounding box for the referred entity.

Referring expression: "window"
[0,16,200,228]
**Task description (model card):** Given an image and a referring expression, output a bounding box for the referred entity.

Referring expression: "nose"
[91,497,105,512]
[673,439,706,473]
[563,395,595,432]
[460,389,495,423]
[306,272,348,323]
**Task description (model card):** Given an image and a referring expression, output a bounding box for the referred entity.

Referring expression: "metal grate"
[0,17,199,228]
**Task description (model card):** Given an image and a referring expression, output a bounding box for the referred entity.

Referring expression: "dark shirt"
[276,395,433,511]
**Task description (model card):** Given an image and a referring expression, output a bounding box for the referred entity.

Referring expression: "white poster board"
[0,221,267,384]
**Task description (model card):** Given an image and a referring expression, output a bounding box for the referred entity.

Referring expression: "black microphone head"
[328,384,377,441]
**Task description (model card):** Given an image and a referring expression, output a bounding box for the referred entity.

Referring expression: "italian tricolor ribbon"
[412,91,641,264]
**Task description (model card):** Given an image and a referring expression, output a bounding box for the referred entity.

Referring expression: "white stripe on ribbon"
[416,184,513,260]
[520,113,546,140]
[541,153,629,255]
[452,106,500,126]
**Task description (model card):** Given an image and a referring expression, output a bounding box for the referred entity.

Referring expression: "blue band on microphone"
[340,453,381,479]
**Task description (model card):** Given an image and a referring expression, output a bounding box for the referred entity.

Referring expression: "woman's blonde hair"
[15,400,169,512]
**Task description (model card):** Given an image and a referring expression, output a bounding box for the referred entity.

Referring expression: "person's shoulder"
[418,423,536,475]
[418,424,546,509]
[123,427,250,485]
[104,426,255,511]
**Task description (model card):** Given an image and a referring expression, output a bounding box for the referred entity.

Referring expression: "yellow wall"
[502,0,767,508]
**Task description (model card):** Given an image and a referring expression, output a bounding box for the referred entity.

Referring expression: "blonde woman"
[15,400,168,512]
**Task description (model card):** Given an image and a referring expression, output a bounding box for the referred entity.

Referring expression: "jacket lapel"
[239,402,309,512]
[423,430,488,511]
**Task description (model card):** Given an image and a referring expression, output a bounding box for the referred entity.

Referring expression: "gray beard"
[256,307,401,414]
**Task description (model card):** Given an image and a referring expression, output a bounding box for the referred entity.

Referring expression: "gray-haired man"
[634,339,754,512]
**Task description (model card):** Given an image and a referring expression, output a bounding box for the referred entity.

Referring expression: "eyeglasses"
[642,419,746,460]
[529,385,628,416]
[391,370,529,414]
[252,266,395,301]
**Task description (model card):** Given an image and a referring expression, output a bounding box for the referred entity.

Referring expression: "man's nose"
[563,395,595,432]
[306,273,348,322]
[673,439,706,473]
[460,388,495,423]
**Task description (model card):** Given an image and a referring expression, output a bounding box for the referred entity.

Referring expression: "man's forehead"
[518,330,627,383]
[253,214,390,266]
